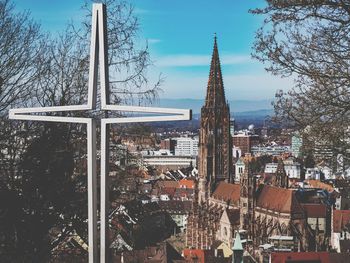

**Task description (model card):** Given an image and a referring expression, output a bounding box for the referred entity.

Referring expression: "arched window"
[224,227,227,236]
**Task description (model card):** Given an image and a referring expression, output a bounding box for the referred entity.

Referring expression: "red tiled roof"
[262,173,275,184]
[212,182,240,204]
[174,188,194,198]
[302,204,327,218]
[307,180,334,192]
[183,249,205,263]
[257,185,304,214]
[160,187,176,197]
[156,180,180,189]
[179,179,195,189]
[333,210,350,233]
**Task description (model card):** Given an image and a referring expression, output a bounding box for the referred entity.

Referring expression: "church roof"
[212,182,240,203]
[301,204,327,218]
[232,232,243,251]
[179,178,195,189]
[256,185,304,214]
[204,36,227,108]
[227,209,240,225]
[221,208,240,226]
[156,180,180,189]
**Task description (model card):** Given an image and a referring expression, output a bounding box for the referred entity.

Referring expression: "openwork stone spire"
[198,36,232,202]
[273,159,289,188]
[205,35,226,108]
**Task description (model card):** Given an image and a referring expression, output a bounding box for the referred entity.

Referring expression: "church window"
[224,227,227,236]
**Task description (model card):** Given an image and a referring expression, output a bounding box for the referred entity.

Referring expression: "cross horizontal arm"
[103,105,191,119]
[9,112,91,124]
[102,114,191,124]
[9,105,90,115]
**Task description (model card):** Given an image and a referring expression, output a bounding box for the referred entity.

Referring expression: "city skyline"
[14,0,294,101]
[3,1,350,262]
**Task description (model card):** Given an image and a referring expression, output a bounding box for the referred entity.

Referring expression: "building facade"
[174,137,199,156]
[233,131,259,155]
[187,37,232,249]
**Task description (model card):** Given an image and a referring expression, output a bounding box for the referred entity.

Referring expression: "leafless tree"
[0,0,163,260]
[251,0,350,159]
[68,0,163,108]
[1,0,163,186]
[0,0,46,187]
[0,0,44,115]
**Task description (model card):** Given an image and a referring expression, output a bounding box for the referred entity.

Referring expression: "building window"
[224,227,227,236]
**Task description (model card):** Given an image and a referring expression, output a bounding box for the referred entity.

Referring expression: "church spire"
[232,231,243,263]
[273,159,289,188]
[198,35,231,198]
[205,35,226,108]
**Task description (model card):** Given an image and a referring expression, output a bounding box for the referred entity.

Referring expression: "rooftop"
[302,203,327,218]
[306,180,334,192]
[257,185,304,214]
[333,210,350,233]
[212,182,240,204]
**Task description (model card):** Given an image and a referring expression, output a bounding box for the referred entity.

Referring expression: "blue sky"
[14,0,293,101]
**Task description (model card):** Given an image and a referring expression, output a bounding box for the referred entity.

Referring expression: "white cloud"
[147,70,294,100]
[155,54,251,67]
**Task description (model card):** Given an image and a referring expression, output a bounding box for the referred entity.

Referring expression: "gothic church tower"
[272,159,289,188]
[198,36,232,203]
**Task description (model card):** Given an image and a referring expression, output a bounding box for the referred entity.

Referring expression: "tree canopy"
[251,0,350,160]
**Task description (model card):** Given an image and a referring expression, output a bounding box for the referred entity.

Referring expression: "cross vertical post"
[100,120,110,262]
[87,119,98,262]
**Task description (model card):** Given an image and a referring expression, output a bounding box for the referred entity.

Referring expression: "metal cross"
[9,3,191,263]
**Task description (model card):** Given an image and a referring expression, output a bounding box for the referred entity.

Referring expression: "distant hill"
[148,108,275,131]
[156,98,273,114]
[233,109,274,127]
[234,109,274,119]
[191,109,274,127]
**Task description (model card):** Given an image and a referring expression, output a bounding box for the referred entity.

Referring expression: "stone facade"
[185,37,326,254]
[198,36,232,204]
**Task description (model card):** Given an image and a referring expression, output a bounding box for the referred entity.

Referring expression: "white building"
[232,146,242,159]
[264,163,278,174]
[284,162,301,179]
[291,133,302,157]
[317,164,333,180]
[143,155,196,170]
[235,158,245,182]
[251,145,291,156]
[141,149,172,156]
[305,168,321,180]
[174,137,198,156]
[264,160,301,178]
